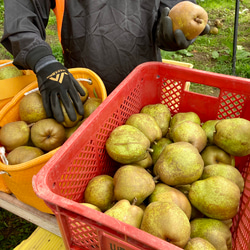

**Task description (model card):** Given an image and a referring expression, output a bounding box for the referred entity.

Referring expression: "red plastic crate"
[33,62,250,250]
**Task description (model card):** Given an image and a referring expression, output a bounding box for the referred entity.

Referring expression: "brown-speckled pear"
[140,103,171,137]
[84,175,114,212]
[105,125,151,164]
[104,199,144,228]
[202,120,219,145]
[190,218,232,250]
[154,142,204,186]
[184,237,216,250]
[140,201,191,248]
[171,121,207,152]
[148,183,192,219]
[113,165,155,205]
[201,145,235,166]
[213,118,250,157]
[189,176,241,220]
[200,164,244,193]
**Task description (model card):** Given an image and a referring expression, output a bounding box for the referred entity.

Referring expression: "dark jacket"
[1,0,187,93]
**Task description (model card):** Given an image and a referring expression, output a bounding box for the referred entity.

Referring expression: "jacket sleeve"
[1,0,55,69]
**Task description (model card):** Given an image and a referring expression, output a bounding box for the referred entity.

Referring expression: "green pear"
[0,121,30,152]
[140,201,191,248]
[84,175,114,212]
[189,176,241,220]
[200,145,235,166]
[148,183,192,219]
[185,237,216,250]
[131,151,153,169]
[0,65,23,80]
[105,125,151,164]
[19,91,47,124]
[213,118,250,156]
[6,146,44,164]
[169,112,201,140]
[30,118,66,151]
[190,218,232,250]
[113,165,155,205]
[154,142,204,186]
[140,103,171,136]
[104,198,144,228]
[150,137,172,164]
[80,203,101,212]
[202,120,219,145]
[83,97,102,118]
[125,113,162,143]
[171,121,207,152]
[200,164,244,193]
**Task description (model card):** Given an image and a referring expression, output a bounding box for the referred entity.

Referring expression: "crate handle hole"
[187,82,221,98]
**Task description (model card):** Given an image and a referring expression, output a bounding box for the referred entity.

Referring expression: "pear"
[140,103,171,136]
[154,142,204,186]
[80,203,101,212]
[201,145,235,166]
[0,121,30,152]
[150,137,172,164]
[200,163,244,193]
[83,97,102,118]
[201,120,219,145]
[185,237,216,250]
[104,198,144,228]
[189,176,241,220]
[60,101,83,128]
[125,113,162,143]
[140,201,191,248]
[131,151,153,169]
[65,120,83,139]
[169,112,201,140]
[190,218,232,250]
[19,91,47,124]
[30,118,66,151]
[6,146,44,164]
[113,165,155,205]
[148,183,192,219]
[0,65,23,80]
[213,118,250,156]
[105,124,151,164]
[84,175,114,212]
[171,121,207,152]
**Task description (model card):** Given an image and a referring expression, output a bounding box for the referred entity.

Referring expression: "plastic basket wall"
[0,68,107,214]
[33,62,250,249]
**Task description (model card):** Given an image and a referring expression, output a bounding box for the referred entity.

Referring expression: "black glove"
[36,62,85,123]
[156,7,210,51]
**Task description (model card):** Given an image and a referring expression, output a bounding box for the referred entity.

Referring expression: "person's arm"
[156,0,210,51]
[1,0,85,123]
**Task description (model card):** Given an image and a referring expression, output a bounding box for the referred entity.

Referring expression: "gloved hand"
[156,7,210,51]
[36,61,85,123]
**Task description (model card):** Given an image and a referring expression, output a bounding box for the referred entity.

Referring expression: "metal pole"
[232,0,240,75]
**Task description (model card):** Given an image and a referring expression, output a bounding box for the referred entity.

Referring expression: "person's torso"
[55,0,162,93]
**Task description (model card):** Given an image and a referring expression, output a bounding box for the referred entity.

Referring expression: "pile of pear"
[80,103,250,249]
[0,84,102,165]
